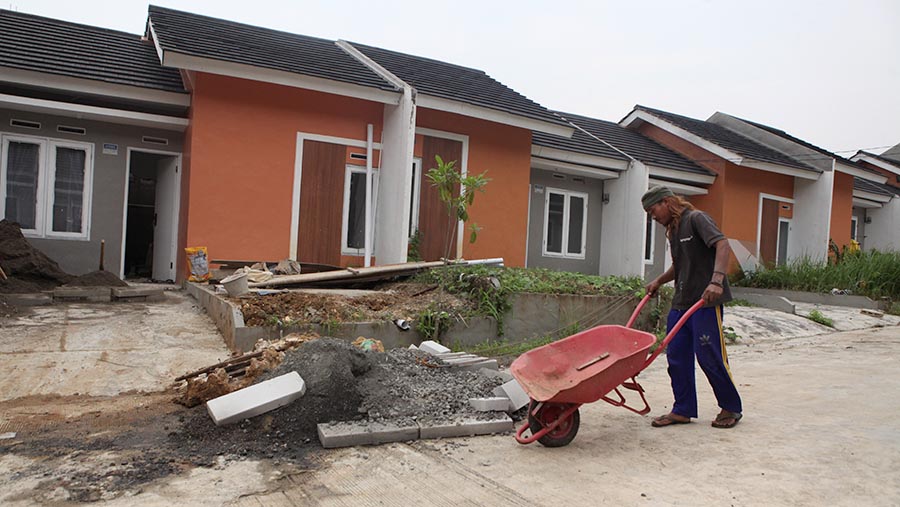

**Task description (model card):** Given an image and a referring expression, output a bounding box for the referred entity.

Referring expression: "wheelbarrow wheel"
[528,401,580,447]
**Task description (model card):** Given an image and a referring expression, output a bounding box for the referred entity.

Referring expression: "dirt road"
[1,308,899,505]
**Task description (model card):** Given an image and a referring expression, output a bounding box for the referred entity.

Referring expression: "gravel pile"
[173,338,507,462]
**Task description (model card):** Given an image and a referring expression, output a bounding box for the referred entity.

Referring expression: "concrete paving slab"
[417,414,514,439]
[317,420,419,448]
[0,291,229,401]
[468,397,510,412]
[52,287,111,302]
[112,286,166,302]
[419,340,451,355]
[453,359,499,372]
[206,371,306,426]
[0,293,52,306]
[492,379,530,411]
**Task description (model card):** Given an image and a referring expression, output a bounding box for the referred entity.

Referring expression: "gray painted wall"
[1,108,183,276]
[526,168,603,274]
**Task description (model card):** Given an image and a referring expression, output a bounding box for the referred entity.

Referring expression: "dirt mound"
[0,220,73,293]
[64,270,129,287]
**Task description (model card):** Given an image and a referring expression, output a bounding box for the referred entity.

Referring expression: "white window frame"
[850,216,859,241]
[776,218,791,266]
[341,164,379,255]
[409,157,422,237]
[542,187,588,260]
[0,133,92,240]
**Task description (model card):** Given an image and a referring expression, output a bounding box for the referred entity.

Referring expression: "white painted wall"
[599,160,649,277]
[788,171,833,262]
[864,198,900,251]
[374,87,416,264]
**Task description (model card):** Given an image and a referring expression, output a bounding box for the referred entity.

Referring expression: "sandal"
[711,411,742,429]
[651,413,691,427]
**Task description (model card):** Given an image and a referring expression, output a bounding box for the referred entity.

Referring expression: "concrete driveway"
[0,300,898,506]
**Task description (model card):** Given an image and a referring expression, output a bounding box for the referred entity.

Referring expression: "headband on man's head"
[641,185,675,211]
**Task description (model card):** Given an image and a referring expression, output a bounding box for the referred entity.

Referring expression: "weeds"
[723,326,740,343]
[806,309,834,328]
[415,304,452,341]
[726,299,755,307]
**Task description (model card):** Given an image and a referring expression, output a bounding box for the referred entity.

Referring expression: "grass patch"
[806,309,834,328]
[735,250,900,300]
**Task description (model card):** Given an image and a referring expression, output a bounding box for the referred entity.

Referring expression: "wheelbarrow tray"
[511,325,656,405]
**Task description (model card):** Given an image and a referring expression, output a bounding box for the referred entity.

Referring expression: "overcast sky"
[11,0,899,155]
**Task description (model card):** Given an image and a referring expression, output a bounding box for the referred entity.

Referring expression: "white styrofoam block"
[408,344,419,349]
[206,371,306,426]
[492,379,530,412]
[469,397,511,412]
[419,340,451,355]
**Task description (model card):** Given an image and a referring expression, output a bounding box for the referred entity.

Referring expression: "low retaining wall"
[731,287,886,312]
[185,283,654,353]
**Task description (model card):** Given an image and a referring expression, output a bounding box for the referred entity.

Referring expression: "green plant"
[321,316,342,336]
[726,299,755,307]
[407,229,422,262]
[723,326,740,343]
[806,309,834,328]
[888,301,900,317]
[425,155,490,260]
[416,305,453,341]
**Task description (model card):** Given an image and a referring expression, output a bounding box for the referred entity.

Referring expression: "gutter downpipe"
[365,123,374,267]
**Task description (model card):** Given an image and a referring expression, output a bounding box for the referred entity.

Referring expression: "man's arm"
[702,239,732,303]
[646,265,675,297]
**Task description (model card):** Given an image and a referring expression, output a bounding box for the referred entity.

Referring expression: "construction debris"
[0,219,73,293]
[206,371,307,426]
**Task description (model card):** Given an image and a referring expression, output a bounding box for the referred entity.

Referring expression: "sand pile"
[64,270,129,288]
[0,219,73,293]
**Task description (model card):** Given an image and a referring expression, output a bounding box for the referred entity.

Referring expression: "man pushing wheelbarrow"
[511,185,742,447]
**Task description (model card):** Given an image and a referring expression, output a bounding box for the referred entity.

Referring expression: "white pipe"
[462,257,504,267]
[364,124,374,267]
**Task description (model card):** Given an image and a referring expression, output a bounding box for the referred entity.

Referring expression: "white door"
[152,156,179,281]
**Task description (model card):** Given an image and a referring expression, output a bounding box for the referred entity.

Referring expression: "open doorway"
[122,149,180,282]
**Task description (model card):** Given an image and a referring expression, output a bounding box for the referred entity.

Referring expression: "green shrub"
[806,309,834,328]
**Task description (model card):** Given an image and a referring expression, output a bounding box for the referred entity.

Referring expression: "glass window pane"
[546,193,564,253]
[5,141,40,230]
[52,147,86,233]
[567,196,584,254]
[347,172,366,249]
[645,217,653,261]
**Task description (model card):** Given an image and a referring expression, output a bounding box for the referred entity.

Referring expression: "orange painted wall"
[183,73,384,270]
[416,108,533,267]
[830,171,854,248]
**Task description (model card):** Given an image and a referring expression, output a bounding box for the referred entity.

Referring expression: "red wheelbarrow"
[511,295,704,447]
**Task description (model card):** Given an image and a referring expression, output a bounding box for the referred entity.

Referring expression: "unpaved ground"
[1,298,899,505]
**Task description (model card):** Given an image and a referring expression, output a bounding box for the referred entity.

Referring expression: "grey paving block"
[419,340,451,355]
[442,356,486,365]
[493,379,530,411]
[52,287,111,303]
[112,286,165,302]
[469,397,511,412]
[454,359,499,372]
[418,415,514,439]
[478,368,513,381]
[206,371,306,426]
[434,352,477,359]
[0,293,52,306]
[317,420,419,448]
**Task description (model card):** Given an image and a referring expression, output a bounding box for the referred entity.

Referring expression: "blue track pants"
[665,305,742,418]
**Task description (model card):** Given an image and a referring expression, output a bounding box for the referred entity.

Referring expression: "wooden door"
[418,136,463,261]
[759,198,779,267]
[297,140,345,265]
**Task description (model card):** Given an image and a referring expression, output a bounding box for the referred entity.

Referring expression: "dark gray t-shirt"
[668,209,732,310]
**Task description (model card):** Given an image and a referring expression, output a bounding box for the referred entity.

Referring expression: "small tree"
[426,155,490,260]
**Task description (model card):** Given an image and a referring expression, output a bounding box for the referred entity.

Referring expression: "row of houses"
[1,6,897,282]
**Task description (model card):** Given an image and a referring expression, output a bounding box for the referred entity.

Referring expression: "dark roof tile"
[634,105,818,172]
[0,9,185,93]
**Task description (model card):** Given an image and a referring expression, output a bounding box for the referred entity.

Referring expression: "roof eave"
[0,92,188,131]
[837,160,887,183]
[851,153,900,178]
[530,156,620,180]
[160,51,402,105]
[530,145,629,171]
[741,159,819,180]
[419,95,573,137]
[646,165,716,185]
[620,109,742,164]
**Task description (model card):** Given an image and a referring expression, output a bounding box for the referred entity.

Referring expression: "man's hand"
[646,279,662,297]
[702,283,723,304]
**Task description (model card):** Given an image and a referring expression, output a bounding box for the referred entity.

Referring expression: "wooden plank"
[249,260,450,288]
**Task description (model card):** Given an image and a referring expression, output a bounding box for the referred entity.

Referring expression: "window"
[342,165,378,254]
[542,188,587,259]
[644,216,655,263]
[850,216,858,241]
[1,134,92,239]
[408,158,421,237]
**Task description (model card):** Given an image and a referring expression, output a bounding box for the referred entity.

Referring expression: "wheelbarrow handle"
[642,298,705,370]
[625,293,653,329]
